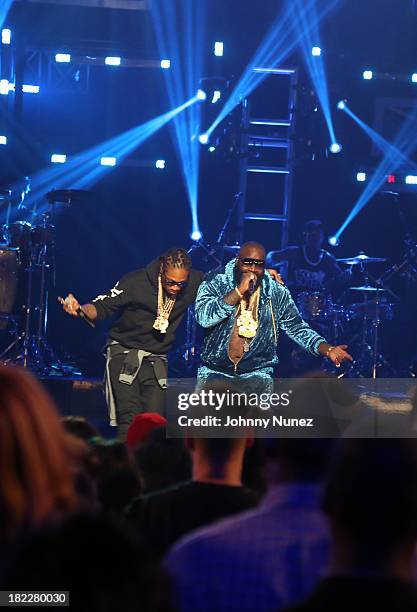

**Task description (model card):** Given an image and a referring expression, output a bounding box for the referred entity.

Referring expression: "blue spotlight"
[362,70,373,80]
[0,79,9,95]
[196,89,207,101]
[356,172,367,182]
[55,53,71,63]
[0,136,7,145]
[211,90,221,104]
[328,236,339,246]
[100,156,117,166]
[411,73,417,83]
[2,28,11,45]
[199,133,209,145]
[208,146,216,152]
[329,143,342,154]
[191,230,202,241]
[405,175,417,185]
[205,0,341,139]
[155,159,166,169]
[311,46,321,56]
[51,154,67,164]
[337,100,346,110]
[214,41,224,57]
[160,59,171,69]
[105,56,121,66]
[22,84,40,93]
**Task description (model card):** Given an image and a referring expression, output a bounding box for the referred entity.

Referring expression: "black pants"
[108,354,166,441]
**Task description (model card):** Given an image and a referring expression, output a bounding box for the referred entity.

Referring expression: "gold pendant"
[153,315,169,334]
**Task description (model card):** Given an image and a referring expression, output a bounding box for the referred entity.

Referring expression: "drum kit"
[0,188,88,375]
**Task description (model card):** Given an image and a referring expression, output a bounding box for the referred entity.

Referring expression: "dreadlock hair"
[160,247,192,271]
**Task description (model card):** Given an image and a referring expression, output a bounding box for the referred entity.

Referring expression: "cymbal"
[349,285,386,292]
[45,189,90,204]
[337,252,386,265]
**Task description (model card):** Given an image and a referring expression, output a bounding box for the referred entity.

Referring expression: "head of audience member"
[185,379,255,487]
[0,366,81,540]
[134,425,192,493]
[323,439,417,579]
[5,513,174,612]
[126,412,167,451]
[89,439,141,516]
[61,416,99,442]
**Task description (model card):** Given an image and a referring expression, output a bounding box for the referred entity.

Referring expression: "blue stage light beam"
[0,1,13,31]
[339,102,416,168]
[151,0,206,238]
[289,0,339,151]
[205,0,341,140]
[334,101,417,240]
[11,96,199,218]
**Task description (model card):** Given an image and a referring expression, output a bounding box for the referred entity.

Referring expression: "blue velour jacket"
[195,259,326,375]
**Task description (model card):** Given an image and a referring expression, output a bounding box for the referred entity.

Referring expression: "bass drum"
[0,247,20,330]
[296,291,331,321]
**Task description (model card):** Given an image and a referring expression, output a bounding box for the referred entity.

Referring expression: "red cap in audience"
[126,413,167,450]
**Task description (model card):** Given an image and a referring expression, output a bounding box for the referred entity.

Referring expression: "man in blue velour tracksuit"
[195,242,352,393]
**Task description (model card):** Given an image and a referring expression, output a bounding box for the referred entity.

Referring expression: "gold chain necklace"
[236,286,260,352]
[153,274,176,334]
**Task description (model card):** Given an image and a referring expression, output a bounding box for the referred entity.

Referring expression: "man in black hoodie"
[60,248,203,440]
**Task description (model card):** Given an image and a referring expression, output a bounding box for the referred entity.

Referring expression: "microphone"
[77,306,96,328]
[249,278,255,294]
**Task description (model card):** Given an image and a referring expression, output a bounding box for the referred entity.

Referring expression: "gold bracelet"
[325,346,335,358]
[235,286,243,299]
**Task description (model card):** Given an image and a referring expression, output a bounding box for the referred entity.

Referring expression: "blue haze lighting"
[329,143,342,154]
[151,0,205,240]
[356,172,366,182]
[290,0,340,153]
[199,133,209,144]
[328,236,339,246]
[55,53,71,63]
[2,28,11,44]
[337,100,346,110]
[206,0,341,139]
[0,3,13,31]
[334,101,417,241]
[160,59,171,69]
[362,70,373,80]
[196,89,207,101]
[191,230,202,241]
[22,84,40,93]
[214,41,224,57]
[105,56,121,66]
[51,154,67,164]
[5,96,200,223]
[100,157,117,166]
[155,159,166,169]
[0,135,7,145]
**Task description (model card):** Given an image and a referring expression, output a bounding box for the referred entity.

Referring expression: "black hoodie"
[92,259,203,354]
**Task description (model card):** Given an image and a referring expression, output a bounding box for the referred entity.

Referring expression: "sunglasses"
[240,258,265,267]
[162,272,188,288]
